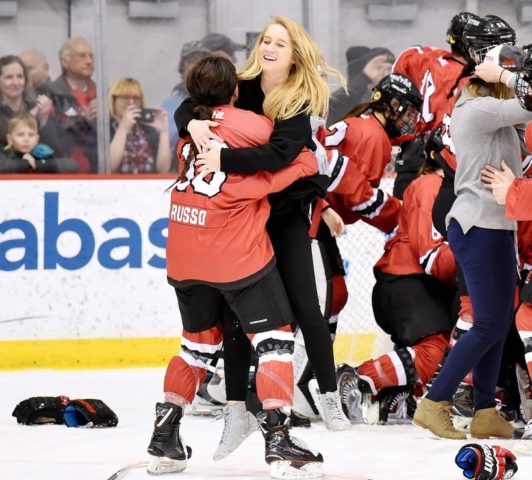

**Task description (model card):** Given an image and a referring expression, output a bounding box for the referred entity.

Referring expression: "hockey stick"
[106,461,148,480]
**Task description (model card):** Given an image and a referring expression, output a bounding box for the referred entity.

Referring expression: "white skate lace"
[324,392,349,424]
[219,407,235,444]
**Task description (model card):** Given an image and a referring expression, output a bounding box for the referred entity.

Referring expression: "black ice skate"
[257,409,324,479]
[147,402,192,475]
[377,386,417,425]
[336,363,377,424]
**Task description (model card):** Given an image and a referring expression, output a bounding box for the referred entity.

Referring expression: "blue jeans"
[426,220,516,410]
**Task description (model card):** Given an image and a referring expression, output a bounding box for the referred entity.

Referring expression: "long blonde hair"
[239,16,345,120]
[465,77,514,100]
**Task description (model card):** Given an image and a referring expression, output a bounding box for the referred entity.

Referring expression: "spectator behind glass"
[0,55,64,157]
[0,113,75,173]
[20,49,52,96]
[328,46,394,126]
[48,37,97,173]
[161,41,211,161]
[109,78,170,174]
[200,33,246,63]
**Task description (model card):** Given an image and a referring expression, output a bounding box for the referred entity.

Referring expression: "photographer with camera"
[109,77,170,174]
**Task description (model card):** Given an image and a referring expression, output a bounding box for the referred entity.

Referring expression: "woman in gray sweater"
[414,44,532,440]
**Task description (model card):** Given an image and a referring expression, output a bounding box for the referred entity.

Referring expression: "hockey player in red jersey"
[146,57,324,479]
[323,73,422,234]
[393,11,477,132]
[391,12,479,199]
[336,159,458,425]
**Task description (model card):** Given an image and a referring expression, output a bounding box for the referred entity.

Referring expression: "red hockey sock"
[248,325,294,410]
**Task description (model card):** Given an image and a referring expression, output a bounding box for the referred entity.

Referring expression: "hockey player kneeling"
[455,444,517,480]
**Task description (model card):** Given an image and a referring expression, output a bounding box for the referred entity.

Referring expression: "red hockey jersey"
[375,173,456,283]
[392,46,464,132]
[507,179,532,221]
[324,114,400,233]
[166,105,318,287]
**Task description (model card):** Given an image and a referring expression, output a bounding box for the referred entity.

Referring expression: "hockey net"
[333,176,394,366]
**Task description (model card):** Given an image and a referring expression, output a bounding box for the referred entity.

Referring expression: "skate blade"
[270,461,324,480]
[147,456,187,475]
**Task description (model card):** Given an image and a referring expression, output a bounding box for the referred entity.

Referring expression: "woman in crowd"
[413,43,532,440]
[174,15,349,454]
[0,55,63,157]
[109,78,170,174]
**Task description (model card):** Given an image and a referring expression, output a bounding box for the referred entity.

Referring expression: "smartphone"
[139,108,157,123]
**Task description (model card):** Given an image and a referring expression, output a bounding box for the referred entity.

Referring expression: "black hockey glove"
[63,398,119,428]
[455,443,518,480]
[12,396,69,425]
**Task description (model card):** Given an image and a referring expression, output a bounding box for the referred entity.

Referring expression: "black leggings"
[223,211,337,400]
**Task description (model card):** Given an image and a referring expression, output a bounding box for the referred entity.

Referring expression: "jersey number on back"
[175,143,227,198]
[420,70,436,124]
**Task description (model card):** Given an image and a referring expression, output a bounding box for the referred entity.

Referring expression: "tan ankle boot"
[413,398,466,439]
[470,407,514,439]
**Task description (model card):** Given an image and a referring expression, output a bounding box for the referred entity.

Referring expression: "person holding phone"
[109,77,170,174]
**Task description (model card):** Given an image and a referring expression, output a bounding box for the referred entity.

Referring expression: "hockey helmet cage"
[462,15,517,65]
[446,12,480,59]
[371,73,422,138]
[515,49,532,111]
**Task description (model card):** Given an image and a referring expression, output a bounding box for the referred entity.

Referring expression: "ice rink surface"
[1,368,532,480]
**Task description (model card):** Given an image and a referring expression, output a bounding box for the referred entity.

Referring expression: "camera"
[138,108,156,123]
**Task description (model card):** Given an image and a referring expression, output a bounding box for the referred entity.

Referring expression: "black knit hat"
[346,46,395,79]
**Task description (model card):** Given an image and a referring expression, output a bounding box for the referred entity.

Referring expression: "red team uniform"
[358,173,457,392]
[167,106,316,287]
[164,105,317,410]
[324,114,401,233]
[392,46,464,133]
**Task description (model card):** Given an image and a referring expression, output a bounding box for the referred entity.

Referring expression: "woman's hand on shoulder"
[188,119,222,151]
[475,63,505,84]
[196,145,222,173]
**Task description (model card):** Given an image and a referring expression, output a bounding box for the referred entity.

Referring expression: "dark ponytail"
[175,57,237,183]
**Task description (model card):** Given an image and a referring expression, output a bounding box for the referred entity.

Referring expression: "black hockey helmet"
[370,73,422,138]
[446,12,480,59]
[462,15,517,65]
[515,49,532,111]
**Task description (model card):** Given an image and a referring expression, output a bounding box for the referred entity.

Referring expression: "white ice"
[1,368,532,480]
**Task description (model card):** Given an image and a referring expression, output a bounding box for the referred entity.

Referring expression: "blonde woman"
[174,16,349,453]
[109,78,170,173]
[414,39,532,446]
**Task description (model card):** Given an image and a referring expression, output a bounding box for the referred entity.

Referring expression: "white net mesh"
[333,177,394,366]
